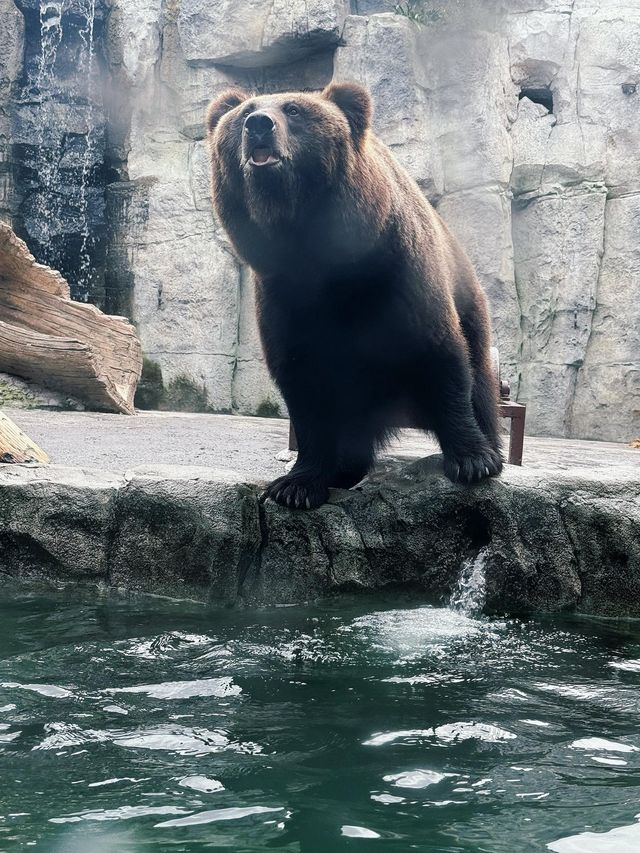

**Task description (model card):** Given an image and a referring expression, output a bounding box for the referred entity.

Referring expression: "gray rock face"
[334,14,442,195]
[1,0,638,439]
[1,459,639,617]
[178,0,348,67]
[512,188,607,434]
[0,465,120,581]
[0,0,24,223]
[0,372,84,410]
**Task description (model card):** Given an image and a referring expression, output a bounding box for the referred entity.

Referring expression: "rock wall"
[0,0,638,439]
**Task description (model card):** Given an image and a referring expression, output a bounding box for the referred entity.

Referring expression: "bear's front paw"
[261,472,329,510]
[443,446,503,484]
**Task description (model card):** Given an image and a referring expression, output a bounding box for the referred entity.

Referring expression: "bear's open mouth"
[249,146,280,166]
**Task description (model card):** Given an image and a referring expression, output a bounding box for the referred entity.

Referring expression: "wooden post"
[0,411,49,464]
[498,402,527,466]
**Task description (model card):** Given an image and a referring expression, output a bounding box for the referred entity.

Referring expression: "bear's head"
[206,83,372,224]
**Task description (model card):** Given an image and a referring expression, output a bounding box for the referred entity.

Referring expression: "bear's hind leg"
[471,360,502,453]
[414,342,502,484]
[458,299,502,454]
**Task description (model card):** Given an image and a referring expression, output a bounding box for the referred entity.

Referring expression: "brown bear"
[206,82,502,509]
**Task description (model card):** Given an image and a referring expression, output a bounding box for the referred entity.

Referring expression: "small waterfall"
[31,1,64,266]
[27,0,99,299]
[449,548,488,616]
[77,0,97,297]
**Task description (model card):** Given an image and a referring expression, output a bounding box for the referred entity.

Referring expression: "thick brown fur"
[206,82,502,509]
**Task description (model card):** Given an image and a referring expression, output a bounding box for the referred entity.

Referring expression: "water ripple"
[155,806,284,827]
[103,677,241,700]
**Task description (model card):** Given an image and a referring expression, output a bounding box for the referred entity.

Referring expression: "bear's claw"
[261,472,329,510]
[443,446,503,484]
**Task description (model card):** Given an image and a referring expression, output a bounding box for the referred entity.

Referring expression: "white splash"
[449,548,489,615]
[1,681,73,698]
[50,805,188,824]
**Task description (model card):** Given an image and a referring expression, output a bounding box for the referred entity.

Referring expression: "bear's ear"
[322,82,372,145]
[205,89,249,135]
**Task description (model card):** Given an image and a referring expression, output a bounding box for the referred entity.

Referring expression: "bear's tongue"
[252,147,274,164]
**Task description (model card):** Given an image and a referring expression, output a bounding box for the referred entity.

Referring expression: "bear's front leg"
[262,407,337,509]
[262,464,330,510]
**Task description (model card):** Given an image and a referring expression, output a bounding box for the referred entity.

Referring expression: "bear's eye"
[241,106,253,119]
[284,104,300,117]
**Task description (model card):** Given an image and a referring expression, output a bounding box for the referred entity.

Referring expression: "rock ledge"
[1,458,638,616]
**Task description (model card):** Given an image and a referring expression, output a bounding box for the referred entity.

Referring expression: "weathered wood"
[0,222,142,414]
[0,410,49,463]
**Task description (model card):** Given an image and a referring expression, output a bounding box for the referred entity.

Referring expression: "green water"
[1,585,640,852]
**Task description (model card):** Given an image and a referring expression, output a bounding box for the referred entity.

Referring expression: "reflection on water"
[1,584,640,851]
[548,818,640,853]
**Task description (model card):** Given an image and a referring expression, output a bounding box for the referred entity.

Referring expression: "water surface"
[1,583,640,851]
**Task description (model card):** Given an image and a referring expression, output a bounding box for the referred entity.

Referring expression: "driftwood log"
[0,222,142,414]
[0,410,49,463]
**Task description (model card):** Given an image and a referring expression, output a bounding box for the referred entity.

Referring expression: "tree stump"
[0,222,142,414]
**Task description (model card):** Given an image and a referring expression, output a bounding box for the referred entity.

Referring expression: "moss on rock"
[134,358,165,410]
[164,374,212,413]
[255,399,281,419]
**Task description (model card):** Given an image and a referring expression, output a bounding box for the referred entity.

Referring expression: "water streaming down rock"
[76,0,96,296]
[12,0,107,303]
[449,548,489,616]
[30,1,64,266]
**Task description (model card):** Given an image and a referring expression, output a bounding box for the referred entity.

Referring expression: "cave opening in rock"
[461,507,492,552]
[519,86,554,114]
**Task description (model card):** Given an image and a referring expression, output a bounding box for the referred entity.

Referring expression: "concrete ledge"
[1,456,639,616]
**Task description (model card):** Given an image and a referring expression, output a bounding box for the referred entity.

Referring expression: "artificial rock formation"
[1,456,639,617]
[0,0,638,439]
[0,222,142,413]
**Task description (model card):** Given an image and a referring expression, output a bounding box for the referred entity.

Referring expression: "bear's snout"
[244,111,281,167]
[244,111,275,141]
